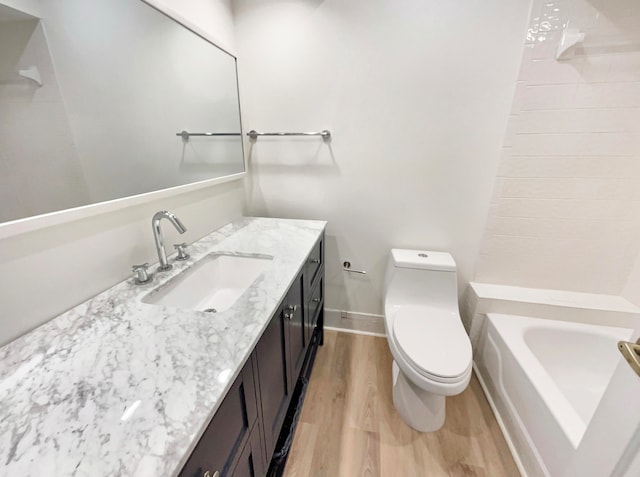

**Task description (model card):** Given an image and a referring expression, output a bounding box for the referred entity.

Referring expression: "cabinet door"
[179,360,258,477]
[284,272,306,392]
[305,276,323,343]
[230,421,266,477]
[255,310,291,459]
[304,236,323,292]
[303,235,324,344]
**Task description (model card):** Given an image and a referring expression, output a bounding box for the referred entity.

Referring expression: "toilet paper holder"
[343,261,366,275]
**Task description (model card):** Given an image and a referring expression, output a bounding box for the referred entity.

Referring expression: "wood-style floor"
[283,331,519,477]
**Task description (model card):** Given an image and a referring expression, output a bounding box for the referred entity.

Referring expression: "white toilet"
[383,249,472,432]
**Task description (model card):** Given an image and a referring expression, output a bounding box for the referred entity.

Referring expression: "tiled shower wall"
[474,0,640,296]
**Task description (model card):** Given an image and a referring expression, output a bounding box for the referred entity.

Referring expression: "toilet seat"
[392,305,472,383]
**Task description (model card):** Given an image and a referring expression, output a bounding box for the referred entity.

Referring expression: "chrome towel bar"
[177,130,242,140]
[247,130,331,140]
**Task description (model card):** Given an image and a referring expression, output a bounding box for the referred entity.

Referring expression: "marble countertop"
[0,217,326,477]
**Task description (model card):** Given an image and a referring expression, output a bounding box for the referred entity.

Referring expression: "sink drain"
[203,308,217,314]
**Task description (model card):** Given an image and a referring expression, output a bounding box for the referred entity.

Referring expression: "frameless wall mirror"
[0,0,245,225]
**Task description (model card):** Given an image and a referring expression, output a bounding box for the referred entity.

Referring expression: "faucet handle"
[132,263,152,284]
[173,242,190,261]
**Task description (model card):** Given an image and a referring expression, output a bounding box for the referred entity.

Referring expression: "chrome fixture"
[177,130,242,141]
[343,260,367,275]
[132,263,152,285]
[247,130,331,140]
[173,242,190,261]
[152,210,187,271]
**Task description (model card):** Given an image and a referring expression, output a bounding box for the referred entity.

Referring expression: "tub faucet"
[152,210,187,271]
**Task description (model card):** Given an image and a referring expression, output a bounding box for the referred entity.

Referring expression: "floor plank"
[284,331,519,477]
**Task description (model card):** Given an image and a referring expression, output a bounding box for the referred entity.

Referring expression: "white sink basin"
[142,253,273,313]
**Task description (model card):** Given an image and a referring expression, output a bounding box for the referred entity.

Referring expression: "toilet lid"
[392,306,472,381]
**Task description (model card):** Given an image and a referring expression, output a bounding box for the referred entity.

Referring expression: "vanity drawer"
[308,277,323,326]
[305,277,323,343]
[179,358,258,477]
[305,236,323,289]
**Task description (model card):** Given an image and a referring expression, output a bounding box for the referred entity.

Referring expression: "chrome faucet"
[152,210,187,271]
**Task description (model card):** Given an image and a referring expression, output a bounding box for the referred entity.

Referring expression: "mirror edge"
[0,0,248,240]
[0,172,246,240]
[141,0,238,58]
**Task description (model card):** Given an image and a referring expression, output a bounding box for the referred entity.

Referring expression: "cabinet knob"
[284,304,297,320]
[203,471,219,477]
[310,258,320,264]
[312,298,321,303]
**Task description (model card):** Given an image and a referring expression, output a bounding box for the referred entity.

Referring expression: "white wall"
[0,0,246,346]
[475,0,640,296]
[234,0,532,317]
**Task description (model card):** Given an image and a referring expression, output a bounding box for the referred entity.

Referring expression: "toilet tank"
[384,249,459,310]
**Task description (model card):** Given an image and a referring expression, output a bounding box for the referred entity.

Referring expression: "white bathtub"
[476,313,633,477]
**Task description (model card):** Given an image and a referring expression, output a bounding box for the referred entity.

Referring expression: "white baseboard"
[324,308,386,337]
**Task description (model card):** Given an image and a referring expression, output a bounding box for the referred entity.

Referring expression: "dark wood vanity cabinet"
[254,267,309,461]
[304,237,324,346]
[229,420,265,477]
[180,233,324,477]
[283,272,306,395]
[255,299,292,462]
[179,359,263,477]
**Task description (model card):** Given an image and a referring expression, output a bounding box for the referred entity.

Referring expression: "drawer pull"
[310,258,320,264]
[203,471,219,477]
[284,304,297,320]
[312,298,321,303]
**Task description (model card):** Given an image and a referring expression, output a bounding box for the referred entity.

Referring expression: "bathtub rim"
[486,313,633,449]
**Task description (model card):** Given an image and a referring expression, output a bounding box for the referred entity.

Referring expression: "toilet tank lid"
[391,249,456,272]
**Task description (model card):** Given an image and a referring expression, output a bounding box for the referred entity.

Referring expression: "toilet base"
[392,360,446,432]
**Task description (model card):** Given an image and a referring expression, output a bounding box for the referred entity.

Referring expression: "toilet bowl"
[384,249,472,432]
